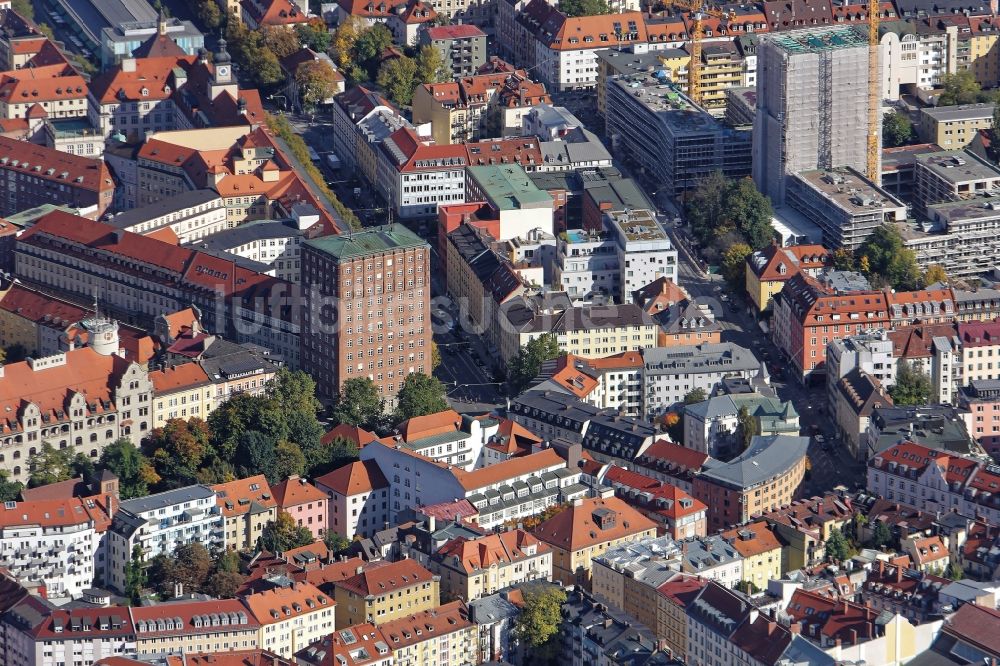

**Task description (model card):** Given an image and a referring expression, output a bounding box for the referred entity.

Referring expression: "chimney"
[356,566,364,575]
[789,623,801,635]
[427,515,436,532]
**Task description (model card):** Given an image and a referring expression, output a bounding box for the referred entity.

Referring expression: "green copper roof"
[304,223,428,260]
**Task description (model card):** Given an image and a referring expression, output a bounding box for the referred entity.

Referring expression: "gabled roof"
[376,601,471,647]
[241,582,331,625]
[435,529,548,574]
[130,599,257,637]
[335,558,434,597]
[720,520,783,558]
[321,423,377,448]
[132,32,186,59]
[149,362,211,394]
[0,136,113,194]
[747,243,831,281]
[212,474,277,518]
[397,409,464,441]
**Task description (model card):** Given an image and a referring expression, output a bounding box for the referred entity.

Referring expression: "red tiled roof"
[212,474,277,518]
[321,423,377,448]
[0,136,113,194]
[335,558,434,597]
[315,460,388,496]
[376,601,471,647]
[34,606,133,640]
[720,520,783,558]
[435,529,548,574]
[397,409,463,441]
[417,498,479,523]
[130,599,259,637]
[452,447,564,491]
[636,439,709,471]
[532,496,657,551]
[149,363,211,394]
[383,126,467,173]
[942,597,1000,656]
[271,476,327,508]
[657,573,708,607]
[241,582,331,625]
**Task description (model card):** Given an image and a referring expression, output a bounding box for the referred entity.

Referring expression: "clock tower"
[209,39,238,99]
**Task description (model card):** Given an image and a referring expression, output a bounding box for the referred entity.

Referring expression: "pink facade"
[273,475,329,540]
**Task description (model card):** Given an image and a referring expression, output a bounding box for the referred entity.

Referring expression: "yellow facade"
[392,624,478,665]
[656,594,689,660]
[412,86,462,146]
[551,527,658,589]
[738,545,783,590]
[745,262,784,313]
[558,324,659,358]
[334,578,440,627]
[224,506,275,552]
[971,32,1000,87]
[152,385,214,429]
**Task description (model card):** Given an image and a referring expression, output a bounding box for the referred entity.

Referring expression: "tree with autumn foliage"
[145,418,214,489]
[295,59,341,110]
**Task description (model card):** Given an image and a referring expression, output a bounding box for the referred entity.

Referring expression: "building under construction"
[753,27,882,205]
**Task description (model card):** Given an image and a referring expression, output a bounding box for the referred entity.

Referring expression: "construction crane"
[664,1,734,106]
[867,0,881,183]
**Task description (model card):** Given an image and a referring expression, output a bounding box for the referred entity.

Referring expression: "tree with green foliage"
[324,531,352,553]
[559,0,611,16]
[871,520,893,549]
[1,343,26,364]
[331,377,385,430]
[354,24,394,78]
[146,553,177,597]
[684,388,707,405]
[937,71,985,106]
[11,0,33,20]
[244,40,284,90]
[736,405,759,452]
[889,360,932,406]
[721,242,753,292]
[377,56,418,106]
[0,470,22,502]
[509,334,562,394]
[100,439,160,499]
[882,110,916,148]
[946,561,965,581]
[260,512,314,553]
[395,372,449,420]
[415,45,448,84]
[124,545,147,605]
[205,570,245,598]
[687,173,774,259]
[27,443,74,488]
[273,440,307,482]
[295,20,333,53]
[323,436,361,475]
[194,0,223,30]
[234,431,278,483]
[825,527,851,562]
[855,224,921,290]
[516,585,567,663]
[989,104,1000,163]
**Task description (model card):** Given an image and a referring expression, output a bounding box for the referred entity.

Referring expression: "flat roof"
[927,195,1000,222]
[881,143,942,172]
[191,220,301,252]
[609,75,729,135]
[304,224,428,260]
[793,167,907,213]
[916,149,1000,184]
[467,164,552,210]
[921,102,994,122]
[608,209,668,242]
[764,26,869,54]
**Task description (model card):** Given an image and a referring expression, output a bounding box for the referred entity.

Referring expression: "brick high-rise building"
[302,224,431,401]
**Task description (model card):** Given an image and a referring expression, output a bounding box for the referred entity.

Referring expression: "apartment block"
[431,529,552,601]
[212,474,277,551]
[719,521,783,591]
[419,24,487,78]
[600,466,707,539]
[300,225,431,401]
[4,602,136,666]
[106,189,228,243]
[692,434,809,532]
[372,601,477,666]
[315,460,390,541]
[131,600,259,657]
[0,497,112,599]
[919,103,994,148]
[683,392,799,458]
[332,558,440,627]
[762,494,853,571]
[591,535,682,631]
[241,583,334,658]
[868,440,1000,526]
[642,343,762,417]
[388,409,499,471]
[533,496,658,589]
[106,485,223,593]
[754,27,878,204]
[902,194,1000,278]
[958,379,1000,458]
[272,476,328,541]
[785,168,907,251]
[745,243,832,312]
[606,75,751,197]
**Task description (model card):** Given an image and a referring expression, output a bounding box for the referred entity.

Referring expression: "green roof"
[6,204,76,228]
[304,224,428,260]
[467,165,552,211]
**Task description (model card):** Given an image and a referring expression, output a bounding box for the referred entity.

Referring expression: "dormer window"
[141,88,149,96]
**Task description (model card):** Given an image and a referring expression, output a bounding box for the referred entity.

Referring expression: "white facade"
[554,233,619,300]
[110,192,228,243]
[381,164,467,220]
[609,210,677,298]
[0,499,107,599]
[316,466,391,541]
[826,330,898,413]
[105,485,223,593]
[880,31,920,100]
[642,344,762,417]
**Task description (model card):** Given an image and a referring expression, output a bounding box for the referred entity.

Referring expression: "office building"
[919,103,995,148]
[642,343,762,416]
[913,149,1000,215]
[754,27,879,204]
[301,225,431,401]
[605,75,752,197]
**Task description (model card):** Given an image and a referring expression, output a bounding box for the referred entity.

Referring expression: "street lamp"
[269,94,287,111]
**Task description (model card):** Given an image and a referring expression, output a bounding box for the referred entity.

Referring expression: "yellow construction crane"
[663,1,733,106]
[867,0,881,183]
